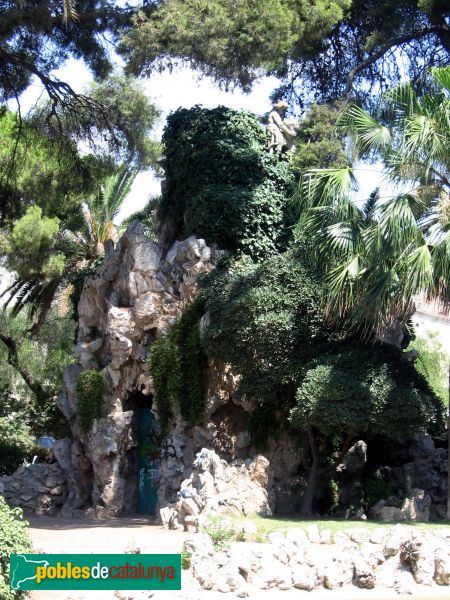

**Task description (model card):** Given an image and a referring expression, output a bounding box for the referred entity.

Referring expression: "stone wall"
[0,461,67,516]
[369,433,448,522]
[0,223,306,520]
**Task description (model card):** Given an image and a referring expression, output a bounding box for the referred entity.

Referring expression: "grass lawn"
[218,514,450,536]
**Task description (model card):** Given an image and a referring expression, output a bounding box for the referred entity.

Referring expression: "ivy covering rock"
[159,106,295,258]
[75,369,107,433]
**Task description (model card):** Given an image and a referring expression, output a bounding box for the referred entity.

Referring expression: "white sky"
[11,58,399,223]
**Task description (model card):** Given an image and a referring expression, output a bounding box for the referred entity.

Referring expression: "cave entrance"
[137,408,161,515]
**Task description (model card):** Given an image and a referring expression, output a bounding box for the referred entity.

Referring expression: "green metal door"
[137,409,160,515]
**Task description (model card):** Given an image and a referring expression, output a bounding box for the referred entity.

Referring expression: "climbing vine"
[159,106,295,258]
[75,369,106,433]
[148,300,206,432]
[148,336,182,432]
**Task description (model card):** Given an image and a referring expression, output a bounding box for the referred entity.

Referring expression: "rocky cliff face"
[1,221,446,523]
[53,221,310,520]
[56,222,223,518]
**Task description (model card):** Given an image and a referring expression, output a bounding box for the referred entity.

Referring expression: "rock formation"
[183,523,450,595]
[55,222,222,517]
[1,221,447,525]
[160,448,272,531]
[0,461,67,515]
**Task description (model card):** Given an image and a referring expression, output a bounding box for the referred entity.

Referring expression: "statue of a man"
[266,100,297,155]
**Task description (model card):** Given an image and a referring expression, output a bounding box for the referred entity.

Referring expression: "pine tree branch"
[344,26,449,96]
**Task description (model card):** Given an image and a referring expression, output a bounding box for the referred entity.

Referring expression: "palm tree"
[81,165,137,257]
[1,166,137,334]
[295,66,450,343]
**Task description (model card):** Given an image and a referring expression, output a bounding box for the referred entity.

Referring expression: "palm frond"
[384,82,421,120]
[431,231,450,302]
[430,66,450,94]
[403,243,434,297]
[337,104,391,157]
[324,255,362,319]
[297,167,358,210]
[361,188,379,222]
[85,165,137,245]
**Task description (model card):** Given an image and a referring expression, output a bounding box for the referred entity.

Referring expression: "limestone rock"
[401,488,431,522]
[383,525,412,558]
[306,524,321,544]
[354,557,377,589]
[162,448,272,529]
[286,528,309,547]
[435,546,450,585]
[291,564,319,590]
[0,462,67,515]
[124,541,141,554]
[322,556,354,589]
[54,224,222,517]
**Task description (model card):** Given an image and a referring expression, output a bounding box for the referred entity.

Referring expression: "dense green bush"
[201,250,339,406]
[75,369,106,433]
[290,345,444,437]
[289,344,443,514]
[0,496,32,600]
[0,309,75,436]
[0,417,34,476]
[159,106,295,258]
[292,102,349,171]
[364,471,395,508]
[120,195,160,241]
[148,301,206,431]
[407,331,449,406]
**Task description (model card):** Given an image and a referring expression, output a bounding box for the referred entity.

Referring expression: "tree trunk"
[300,428,323,516]
[300,429,355,516]
[428,12,450,54]
[0,333,51,403]
[300,458,322,516]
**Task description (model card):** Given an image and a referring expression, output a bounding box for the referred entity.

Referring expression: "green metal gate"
[137,409,160,515]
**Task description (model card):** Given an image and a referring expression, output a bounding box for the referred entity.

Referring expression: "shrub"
[75,369,106,433]
[328,479,340,514]
[0,417,34,476]
[172,301,206,425]
[289,343,444,514]
[364,472,395,508]
[180,550,192,570]
[202,523,235,550]
[201,250,338,406]
[159,106,295,258]
[0,496,32,600]
[290,345,443,439]
[407,331,449,406]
